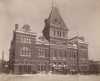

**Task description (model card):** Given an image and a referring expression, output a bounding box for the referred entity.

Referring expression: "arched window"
[57,31,59,36]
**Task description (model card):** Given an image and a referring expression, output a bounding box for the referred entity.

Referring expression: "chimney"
[15,24,18,31]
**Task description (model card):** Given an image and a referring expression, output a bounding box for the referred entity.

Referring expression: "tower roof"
[48,6,68,30]
[42,5,69,41]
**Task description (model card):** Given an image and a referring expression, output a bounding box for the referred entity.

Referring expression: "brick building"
[9,6,89,74]
[69,36,89,73]
[9,24,38,74]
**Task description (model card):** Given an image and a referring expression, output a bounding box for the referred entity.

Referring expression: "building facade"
[89,60,100,74]
[9,6,89,74]
[69,36,89,73]
[9,24,38,74]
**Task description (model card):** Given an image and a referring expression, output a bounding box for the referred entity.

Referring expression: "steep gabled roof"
[48,6,68,30]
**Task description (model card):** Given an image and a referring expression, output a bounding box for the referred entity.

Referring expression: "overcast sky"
[0,0,100,61]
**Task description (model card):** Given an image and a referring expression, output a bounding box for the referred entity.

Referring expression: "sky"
[0,0,100,61]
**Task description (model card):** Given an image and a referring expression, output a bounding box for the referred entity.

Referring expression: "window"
[59,32,61,37]
[38,48,45,58]
[20,47,31,57]
[20,36,31,44]
[57,31,62,37]
[38,63,46,71]
[22,47,28,51]
[57,31,59,36]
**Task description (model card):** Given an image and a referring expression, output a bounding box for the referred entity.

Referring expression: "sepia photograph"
[0,0,100,81]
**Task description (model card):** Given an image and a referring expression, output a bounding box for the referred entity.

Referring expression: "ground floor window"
[18,65,32,73]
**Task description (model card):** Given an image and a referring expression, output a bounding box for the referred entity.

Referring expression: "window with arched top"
[57,31,59,36]
[20,46,32,57]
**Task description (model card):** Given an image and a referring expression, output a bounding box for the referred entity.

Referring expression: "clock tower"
[43,6,68,44]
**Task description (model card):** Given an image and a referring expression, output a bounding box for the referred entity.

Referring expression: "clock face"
[53,18,61,25]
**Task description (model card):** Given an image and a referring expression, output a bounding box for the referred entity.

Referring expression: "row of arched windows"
[53,30,65,37]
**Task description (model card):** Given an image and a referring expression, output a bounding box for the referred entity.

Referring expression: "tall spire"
[51,0,56,8]
[49,1,68,29]
[43,1,69,42]
[52,0,54,8]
